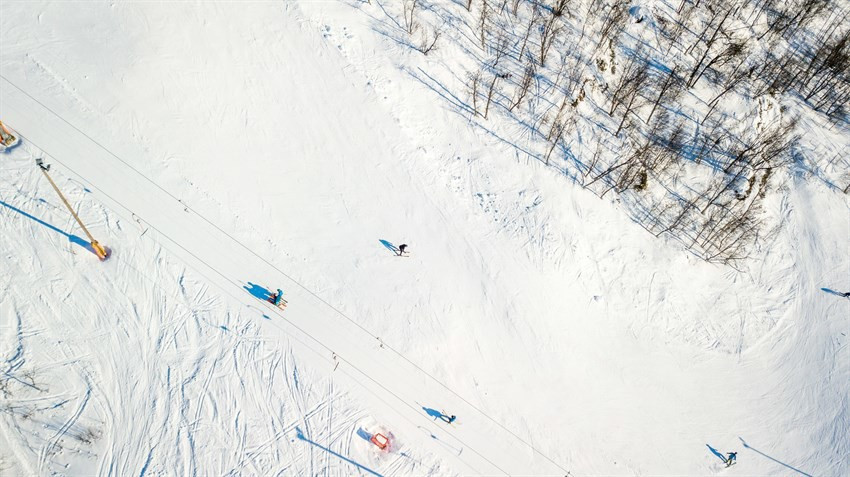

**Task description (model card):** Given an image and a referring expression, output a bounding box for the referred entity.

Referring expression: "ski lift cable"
[14,139,507,475]
[2,74,568,474]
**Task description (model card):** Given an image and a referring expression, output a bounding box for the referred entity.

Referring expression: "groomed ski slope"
[1,1,849,476]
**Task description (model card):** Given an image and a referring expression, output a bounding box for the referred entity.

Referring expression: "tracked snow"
[1,1,848,476]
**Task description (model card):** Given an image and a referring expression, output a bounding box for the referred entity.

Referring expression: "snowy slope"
[2,1,849,476]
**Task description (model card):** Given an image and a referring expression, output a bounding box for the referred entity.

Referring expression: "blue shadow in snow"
[821,288,850,297]
[422,406,453,423]
[422,406,443,420]
[706,444,727,463]
[243,282,271,300]
[356,427,373,442]
[296,427,383,477]
[0,138,21,152]
[0,199,94,255]
[739,437,813,477]
[379,239,399,255]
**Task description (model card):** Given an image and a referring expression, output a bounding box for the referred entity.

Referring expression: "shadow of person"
[821,288,850,297]
[706,444,727,462]
[422,406,444,420]
[243,282,271,300]
[379,239,399,255]
[423,406,454,423]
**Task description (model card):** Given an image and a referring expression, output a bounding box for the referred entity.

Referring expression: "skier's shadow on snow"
[422,406,453,422]
[706,444,727,463]
[0,199,95,255]
[242,282,273,319]
[379,239,400,255]
[296,426,383,477]
[821,287,850,297]
[244,282,271,300]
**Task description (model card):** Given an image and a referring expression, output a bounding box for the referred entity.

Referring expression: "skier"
[840,291,850,298]
[270,288,284,306]
[725,451,737,467]
[398,243,408,256]
[440,413,456,424]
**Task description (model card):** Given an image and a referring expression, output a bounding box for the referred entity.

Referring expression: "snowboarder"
[725,452,737,467]
[398,243,408,256]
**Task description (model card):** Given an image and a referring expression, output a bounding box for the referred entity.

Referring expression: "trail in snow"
[1,1,848,475]
[0,149,439,475]
[1,71,566,474]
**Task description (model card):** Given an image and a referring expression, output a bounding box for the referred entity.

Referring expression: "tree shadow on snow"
[0,199,96,256]
[379,239,399,255]
[296,426,384,477]
[739,437,813,477]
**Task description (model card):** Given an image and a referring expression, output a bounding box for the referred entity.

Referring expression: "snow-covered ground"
[1,1,848,475]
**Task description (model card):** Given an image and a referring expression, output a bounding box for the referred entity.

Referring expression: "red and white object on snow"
[0,120,19,150]
[370,433,390,450]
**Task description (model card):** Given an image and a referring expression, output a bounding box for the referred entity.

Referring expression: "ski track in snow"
[1,154,437,475]
[1,1,849,475]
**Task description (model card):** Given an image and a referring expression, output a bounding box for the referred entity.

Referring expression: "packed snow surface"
[1,1,848,476]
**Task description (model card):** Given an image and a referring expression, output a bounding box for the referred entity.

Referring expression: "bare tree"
[686,8,733,87]
[417,28,441,55]
[511,0,522,16]
[484,72,503,118]
[646,67,681,124]
[549,47,584,97]
[614,71,648,136]
[552,0,570,17]
[542,93,576,164]
[607,53,649,122]
[582,142,605,181]
[702,67,749,124]
[479,0,489,49]
[544,117,572,165]
[689,40,747,87]
[468,70,482,116]
[802,29,850,102]
[498,0,510,15]
[510,62,536,111]
[403,0,419,35]
[539,14,563,66]
[491,32,511,67]
[519,5,541,59]
[594,2,627,56]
